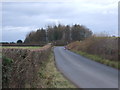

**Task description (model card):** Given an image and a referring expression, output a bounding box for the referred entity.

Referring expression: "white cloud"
[2,26,37,32]
[45,18,63,25]
[2,26,38,42]
[2,0,118,41]
[72,0,118,15]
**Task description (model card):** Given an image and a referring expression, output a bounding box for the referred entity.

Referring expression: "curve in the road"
[54,47,119,88]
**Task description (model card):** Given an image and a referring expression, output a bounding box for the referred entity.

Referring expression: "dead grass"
[72,50,119,69]
[2,44,52,88]
[37,52,76,88]
[2,44,75,88]
[67,36,119,69]
[67,36,118,61]
[2,46,41,49]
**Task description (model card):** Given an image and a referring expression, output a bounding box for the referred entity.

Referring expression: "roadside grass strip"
[72,50,119,69]
[2,46,41,49]
[38,52,76,88]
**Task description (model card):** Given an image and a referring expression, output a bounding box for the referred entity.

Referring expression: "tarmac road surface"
[54,47,119,88]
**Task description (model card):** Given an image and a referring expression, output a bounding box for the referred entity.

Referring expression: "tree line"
[24,24,93,45]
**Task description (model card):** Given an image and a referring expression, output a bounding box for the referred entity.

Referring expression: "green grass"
[37,52,76,88]
[72,50,120,69]
[2,46,41,49]
[2,49,75,88]
[2,56,13,64]
[2,56,13,88]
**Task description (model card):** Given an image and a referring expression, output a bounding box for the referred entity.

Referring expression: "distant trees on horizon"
[17,40,23,44]
[24,24,93,44]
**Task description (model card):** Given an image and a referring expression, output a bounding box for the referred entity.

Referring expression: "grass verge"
[37,52,76,88]
[71,50,120,69]
[2,46,41,49]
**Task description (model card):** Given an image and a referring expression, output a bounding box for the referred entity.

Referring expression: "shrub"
[2,56,13,88]
[2,44,52,88]
[67,36,119,61]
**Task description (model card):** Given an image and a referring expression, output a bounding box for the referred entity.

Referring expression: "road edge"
[53,47,83,89]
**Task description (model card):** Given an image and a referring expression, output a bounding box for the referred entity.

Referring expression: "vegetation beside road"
[67,36,120,69]
[2,45,75,88]
[38,52,76,88]
[2,56,13,88]
[2,46,41,49]
[2,44,52,88]
[72,50,119,69]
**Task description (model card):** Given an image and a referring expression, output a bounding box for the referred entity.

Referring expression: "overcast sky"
[2,0,118,42]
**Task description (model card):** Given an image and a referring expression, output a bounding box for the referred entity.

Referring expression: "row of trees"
[24,24,93,44]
